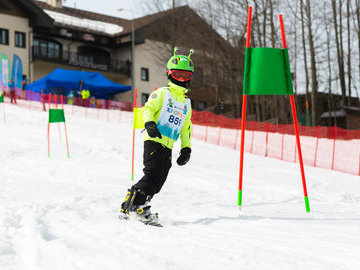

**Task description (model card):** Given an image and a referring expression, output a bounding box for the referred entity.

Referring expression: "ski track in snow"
[0,105,360,270]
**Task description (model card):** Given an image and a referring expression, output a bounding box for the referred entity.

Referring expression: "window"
[141,93,149,104]
[198,101,207,111]
[141,68,149,81]
[77,46,110,65]
[33,38,61,59]
[0,28,9,45]
[15,32,26,48]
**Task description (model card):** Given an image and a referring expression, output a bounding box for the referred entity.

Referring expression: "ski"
[118,214,163,227]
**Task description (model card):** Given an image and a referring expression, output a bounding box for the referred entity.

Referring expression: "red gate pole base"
[279,14,310,213]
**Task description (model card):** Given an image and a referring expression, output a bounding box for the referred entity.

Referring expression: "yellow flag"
[133,107,144,129]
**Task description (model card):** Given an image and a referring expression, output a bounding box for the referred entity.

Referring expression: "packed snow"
[0,104,359,270]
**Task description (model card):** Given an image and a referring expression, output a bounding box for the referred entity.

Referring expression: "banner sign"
[12,54,23,89]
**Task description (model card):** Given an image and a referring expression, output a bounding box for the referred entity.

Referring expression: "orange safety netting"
[3,90,360,176]
[192,110,360,176]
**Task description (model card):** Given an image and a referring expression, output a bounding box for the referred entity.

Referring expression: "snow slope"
[0,104,359,270]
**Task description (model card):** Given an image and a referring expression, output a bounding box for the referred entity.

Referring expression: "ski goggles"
[167,69,193,82]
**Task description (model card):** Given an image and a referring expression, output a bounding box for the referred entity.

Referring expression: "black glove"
[145,121,162,139]
[177,147,191,166]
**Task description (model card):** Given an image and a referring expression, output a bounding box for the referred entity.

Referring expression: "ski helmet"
[166,47,194,88]
[167,47,194,73]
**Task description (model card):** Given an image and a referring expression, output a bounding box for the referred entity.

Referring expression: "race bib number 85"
[168,115,181,126]
[157,91,190,141]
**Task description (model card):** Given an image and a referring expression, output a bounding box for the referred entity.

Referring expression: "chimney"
[46,0,63,8]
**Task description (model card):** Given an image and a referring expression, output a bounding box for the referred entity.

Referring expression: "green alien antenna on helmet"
[167,47,195,73]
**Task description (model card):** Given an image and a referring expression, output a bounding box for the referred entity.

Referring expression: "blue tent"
[26,68,131,99]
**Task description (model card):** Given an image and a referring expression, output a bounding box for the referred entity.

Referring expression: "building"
[0,0,228,109]
[296,92,360,129]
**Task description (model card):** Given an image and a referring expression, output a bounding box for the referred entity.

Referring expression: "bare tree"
[332,0,347,107]
[324,2,336,126]
[140,0,360,124]
[347,0,352,105]
[305,0,319,126]
[300,0,310,126]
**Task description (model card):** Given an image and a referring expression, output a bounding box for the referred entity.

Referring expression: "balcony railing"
[31,46,130,76]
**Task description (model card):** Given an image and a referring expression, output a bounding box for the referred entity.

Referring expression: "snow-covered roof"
[44,9,123,35]
[320,110,346,118]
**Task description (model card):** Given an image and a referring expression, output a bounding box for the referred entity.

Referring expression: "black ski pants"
[133,140,172,198]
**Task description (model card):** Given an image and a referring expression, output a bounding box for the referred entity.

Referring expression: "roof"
[33,0,132,35]
[43,9,124,35]
[32,1,221,44]
[9,0,54,27]
[321,110,346,118]
[342,106,360,112]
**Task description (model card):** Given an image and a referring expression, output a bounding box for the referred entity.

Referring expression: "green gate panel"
[49,109,65,123]
[243,47,294,95]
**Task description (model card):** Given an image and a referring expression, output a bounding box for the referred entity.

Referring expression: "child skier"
[120,47,194,225]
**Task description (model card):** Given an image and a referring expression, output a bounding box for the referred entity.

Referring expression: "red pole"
[55,95,62,141]
[331,125,336,170]
[280,14,310,212]
[131,88,138,181]
[61,95,70,158]
[48,93,51,157]
[238,96,247,209]
[238,6,252,210]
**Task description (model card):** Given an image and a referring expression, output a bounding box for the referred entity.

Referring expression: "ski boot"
[133,204,161,226]
[120,188,162,227]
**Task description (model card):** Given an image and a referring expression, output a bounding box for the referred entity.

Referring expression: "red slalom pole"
[280,14,310,212]
[48,93,51,157]
[131,88,138,181]
[61,95,70,158]
[238,6,252,210]
[55,95,62,141]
